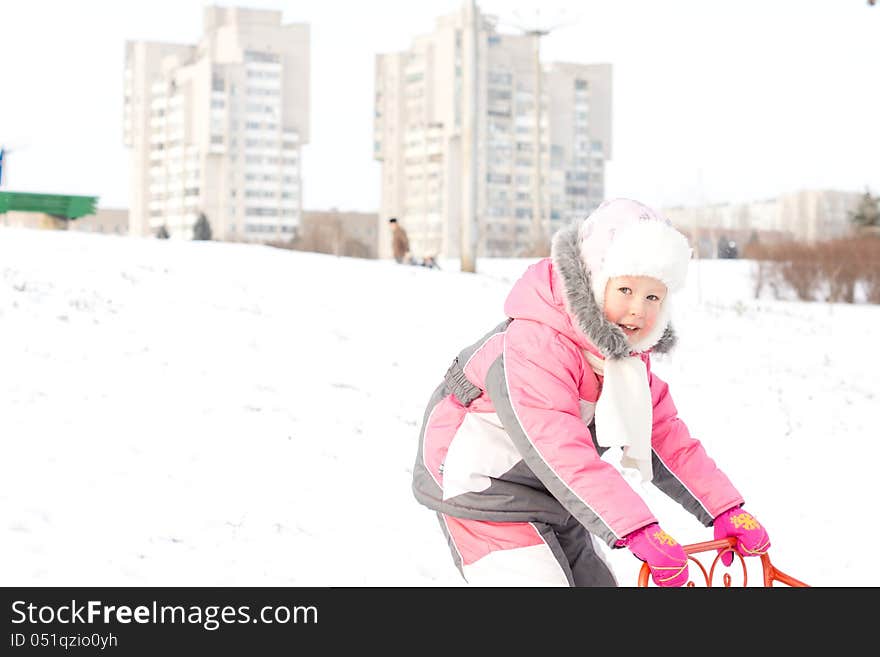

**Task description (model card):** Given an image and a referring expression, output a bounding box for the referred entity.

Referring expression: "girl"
[411,198,770,586]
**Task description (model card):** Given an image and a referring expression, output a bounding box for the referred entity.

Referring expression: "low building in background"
[1,210,64,230]
[294,209,378,259]
[1,206,128,235]
[663,189,863,257]
[70,207,129,235]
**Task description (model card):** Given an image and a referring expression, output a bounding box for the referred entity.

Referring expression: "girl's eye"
[647,294,661,302]
[618,287,631,295]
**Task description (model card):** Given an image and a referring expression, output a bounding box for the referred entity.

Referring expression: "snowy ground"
[1,227,876,587]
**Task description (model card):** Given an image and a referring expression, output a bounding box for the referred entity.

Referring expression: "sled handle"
[637,537,810,587]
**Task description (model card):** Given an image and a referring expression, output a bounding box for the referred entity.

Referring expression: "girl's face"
[603,275,667,344]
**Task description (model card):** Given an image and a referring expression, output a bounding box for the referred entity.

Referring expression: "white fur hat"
[579,198,693,309]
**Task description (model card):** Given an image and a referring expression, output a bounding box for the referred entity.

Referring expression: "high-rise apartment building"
[124,6,309,241]
[373,6,611,258]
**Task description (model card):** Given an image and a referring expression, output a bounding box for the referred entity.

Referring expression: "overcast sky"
[1,0,878,212]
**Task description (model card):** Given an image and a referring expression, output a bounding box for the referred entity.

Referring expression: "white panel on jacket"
[441,412,523,501]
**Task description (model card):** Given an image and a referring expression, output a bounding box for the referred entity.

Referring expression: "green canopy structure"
[0,191,99,220]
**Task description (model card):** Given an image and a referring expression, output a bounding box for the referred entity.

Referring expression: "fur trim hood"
[549,199,691,359]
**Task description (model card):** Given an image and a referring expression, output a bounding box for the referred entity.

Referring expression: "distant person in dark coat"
[389,217,410,264]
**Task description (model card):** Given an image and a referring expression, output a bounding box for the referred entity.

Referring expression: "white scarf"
[584,352,653,482]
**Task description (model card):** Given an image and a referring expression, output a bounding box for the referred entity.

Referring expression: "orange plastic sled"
[637,537,810,587]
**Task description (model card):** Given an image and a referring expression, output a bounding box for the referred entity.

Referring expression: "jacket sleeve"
[486,319,658,547]
[646,356,744,526]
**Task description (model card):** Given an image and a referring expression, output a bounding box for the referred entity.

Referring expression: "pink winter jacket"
[412,226,743,547]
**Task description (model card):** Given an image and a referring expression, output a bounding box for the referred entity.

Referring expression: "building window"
[244,50,280,64]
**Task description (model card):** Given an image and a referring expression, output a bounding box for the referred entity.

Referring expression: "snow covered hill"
[1,227,876,586]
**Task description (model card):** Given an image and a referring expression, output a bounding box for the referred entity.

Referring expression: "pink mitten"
[713,506,771,566]
[618,523,689,587]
